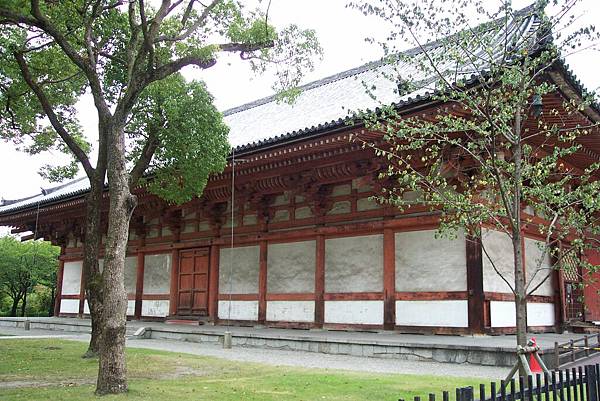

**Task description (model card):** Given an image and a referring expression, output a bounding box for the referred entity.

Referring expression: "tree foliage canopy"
[0,0,321,201]
[351,0,599,338]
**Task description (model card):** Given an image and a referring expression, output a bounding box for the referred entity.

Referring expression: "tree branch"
[129,135,159,188]
[14,51,94,177]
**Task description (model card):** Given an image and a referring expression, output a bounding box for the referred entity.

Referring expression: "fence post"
[585,336,590,357]
[586,365,598,401]
[463,387,474,401]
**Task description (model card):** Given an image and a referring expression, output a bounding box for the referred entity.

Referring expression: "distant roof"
[3,4,582,217]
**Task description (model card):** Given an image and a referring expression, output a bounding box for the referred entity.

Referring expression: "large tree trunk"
[82,177,105,358]
[96,123,134,395]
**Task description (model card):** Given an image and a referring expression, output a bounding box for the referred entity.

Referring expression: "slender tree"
[0,1,321,394]
[352,0,599,346]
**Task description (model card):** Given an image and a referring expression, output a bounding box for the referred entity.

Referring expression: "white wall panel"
[490,301,556,327]
[127,300,135,316]
[395,230,467,291]
[490,301,516,327]
[143,254,172,294]
[524,238,555,297]
[482,230,514,293]
[62,261,82,295]
[60,299,79,314]
[527,303,555,326]
[395,300,469,327]
[266,301,315,322]
[141,300,169,317]
[219,246,260,294]
[218,300,259,321]
[325,235,383,292]
[324,300,383,325]
[267,241,315,293]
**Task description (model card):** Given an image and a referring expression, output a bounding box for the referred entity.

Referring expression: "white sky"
[0,0,598,205]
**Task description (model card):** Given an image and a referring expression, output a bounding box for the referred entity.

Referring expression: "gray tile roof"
[0,5,550,216]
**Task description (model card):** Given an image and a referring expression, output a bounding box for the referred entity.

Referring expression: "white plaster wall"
[267,241,315,293]
[490,301,556,327]
[127,300,135,316]
[62,261,82,295]
[266,301,315,322]
[60,299,79,314]
[527,303,555,326]
[84,300,89,314]
[395,300,469,327]
[143,254,171,294]
[219,246,260,294]
[490,301,516,327]
[141,300,169,317]
[395,230,467,291]
[482,229,514,293]
[325,235,383,293]
[524,238,555,297]
[218,300,259,321]
[324,301,383,325]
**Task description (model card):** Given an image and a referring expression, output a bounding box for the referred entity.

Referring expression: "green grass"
[0,339,483,400]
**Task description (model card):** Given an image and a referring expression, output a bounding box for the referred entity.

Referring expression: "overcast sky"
[0,0,598,203]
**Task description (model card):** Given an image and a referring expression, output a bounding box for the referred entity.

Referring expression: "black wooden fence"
[399,365,600,401]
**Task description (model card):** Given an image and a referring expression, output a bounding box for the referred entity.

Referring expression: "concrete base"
[0,317,576,368]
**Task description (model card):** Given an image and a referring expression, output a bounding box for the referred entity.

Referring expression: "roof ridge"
[222,3,538,118]
[41,176,88,195]
[222,58,387,117]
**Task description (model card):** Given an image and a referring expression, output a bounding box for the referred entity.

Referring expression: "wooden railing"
[554,334,600,369]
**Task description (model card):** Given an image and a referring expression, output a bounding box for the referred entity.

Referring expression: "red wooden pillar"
[169,249,179,317]
[258,240,268,324]
[54,256,65,317]
[78,260,86,317]
[466,235,485,333]
[583,249,600,321]
[383,228,396,330]
[208,244,220,322]
[314,235,325,328]
[134,252,145,320]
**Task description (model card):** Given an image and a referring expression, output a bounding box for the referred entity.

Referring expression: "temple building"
[1,9,599,335]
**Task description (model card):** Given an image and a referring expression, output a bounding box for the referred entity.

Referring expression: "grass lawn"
[0,338,484,400]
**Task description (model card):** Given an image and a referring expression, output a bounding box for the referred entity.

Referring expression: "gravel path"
[0,326,509,379]
[126,338,510,379]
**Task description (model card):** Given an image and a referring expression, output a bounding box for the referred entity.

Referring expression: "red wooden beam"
[258,240,268,324]
[208,244,220,322]
[383,228,396,330]
[466,235,485,334]
[314,234,325,328]
[168,249,179,316]
[78,261,86,317]
[134,251,145,320]
[53,256,65,317]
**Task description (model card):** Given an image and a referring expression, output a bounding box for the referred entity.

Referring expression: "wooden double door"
[176,248,210,317]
